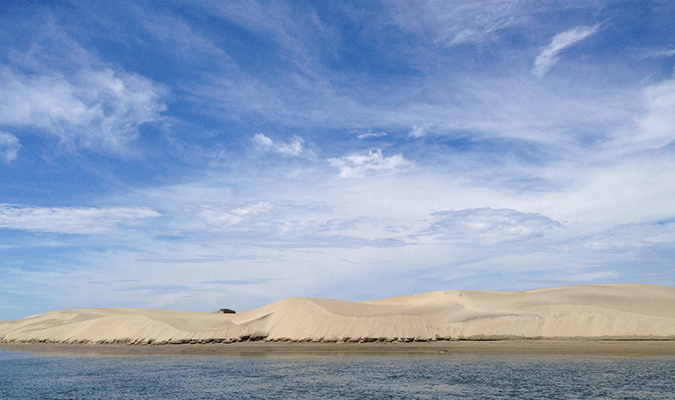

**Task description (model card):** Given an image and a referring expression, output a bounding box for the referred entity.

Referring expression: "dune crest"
[2,284,675,345]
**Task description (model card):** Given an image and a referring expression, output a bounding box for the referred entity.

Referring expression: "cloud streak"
[532,24,600,78]
[388,0,530,45]
[0,205,161,234]
[357,131,387,140]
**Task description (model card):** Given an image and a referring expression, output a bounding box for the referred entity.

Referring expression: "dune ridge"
[2,284,675,345]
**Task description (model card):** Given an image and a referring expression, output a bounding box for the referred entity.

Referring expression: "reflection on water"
[1,350,674,399]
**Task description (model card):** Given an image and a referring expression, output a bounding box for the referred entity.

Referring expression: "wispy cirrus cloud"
[532,24,600,78]
[388,0,531,45]
[632,80,675,151]
[0,66,165,154]
[183,0,313,52]
[423,208,563,245]
[0,22,166,155]
[639,48,675,60]
[0,204,161,234]
[585,218,675,251]
[0,131,21,165]
[199,202,273,227]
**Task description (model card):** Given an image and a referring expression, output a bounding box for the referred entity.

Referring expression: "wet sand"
[3,340,675,358]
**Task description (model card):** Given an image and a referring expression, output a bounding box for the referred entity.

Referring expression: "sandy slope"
[2,284,675,344]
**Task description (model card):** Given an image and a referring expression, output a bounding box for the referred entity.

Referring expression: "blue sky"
[1,0,675,320]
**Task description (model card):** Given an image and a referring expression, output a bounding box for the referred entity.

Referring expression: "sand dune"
[2,284,675,345]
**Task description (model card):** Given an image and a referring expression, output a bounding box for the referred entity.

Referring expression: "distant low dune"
[2,284,675,345]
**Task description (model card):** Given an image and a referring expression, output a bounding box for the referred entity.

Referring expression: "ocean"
[1,350,674,399]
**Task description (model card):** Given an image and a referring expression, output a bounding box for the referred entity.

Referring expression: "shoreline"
[3,340,675,358]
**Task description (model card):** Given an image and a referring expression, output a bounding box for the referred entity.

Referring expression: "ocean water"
[1,350,674,399]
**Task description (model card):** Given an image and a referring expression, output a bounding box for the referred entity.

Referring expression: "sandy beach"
[2,284,675,349]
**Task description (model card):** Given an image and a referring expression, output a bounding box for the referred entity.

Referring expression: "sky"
[1,0,675,320]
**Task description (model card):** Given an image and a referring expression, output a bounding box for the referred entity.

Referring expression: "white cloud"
[231,202,273,217]
[632,80,675,150]
[0,22,166,155]
[252,133,305,156]
[0,131,21,164]
[0,204,161,234]
[327,149,412,178]
[357,131,387,140]
[0,66,165,153]
[532,24,600,78]
[409,124,429,138]
[586,79,675,156]
[252,133,274,148]
[199,202,272,226]
[584,219,675,251]
[424,208,562,245]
